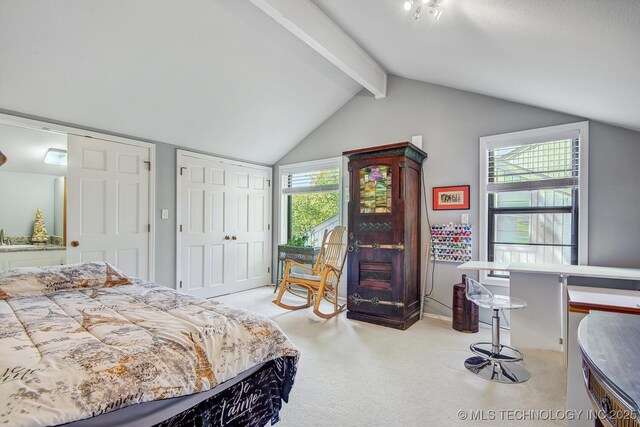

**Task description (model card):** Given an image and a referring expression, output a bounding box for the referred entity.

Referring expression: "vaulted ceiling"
[0,0,361,164]
[0,1,638,167]
[312,0,640,132]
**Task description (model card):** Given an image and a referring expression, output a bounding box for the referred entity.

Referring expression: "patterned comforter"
[0,262,299,427]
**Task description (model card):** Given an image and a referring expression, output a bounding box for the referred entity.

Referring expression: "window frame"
[479,121,589,287]
[277,157,344,246]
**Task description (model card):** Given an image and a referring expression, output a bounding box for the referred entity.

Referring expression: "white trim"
[278,157,342,174]
[578,122,589,265]
[341,155,350,232]
[175,149,272,172]
[478,121,589,286]
[175,149,273,291]
[176,154,182,290]
[283,184,340,195]
[277,157,343,245]
[422,312,453,323]
[484,128,581,150]
[0,113,157,281]
[0,113,156,150]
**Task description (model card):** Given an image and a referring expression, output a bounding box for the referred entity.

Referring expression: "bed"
[0,262,299,427]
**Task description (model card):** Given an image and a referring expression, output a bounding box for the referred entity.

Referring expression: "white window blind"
[282,167,340,194]
[487,137,579,193]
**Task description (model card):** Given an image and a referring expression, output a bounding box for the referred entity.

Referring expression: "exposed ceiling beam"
[248,0,387,99]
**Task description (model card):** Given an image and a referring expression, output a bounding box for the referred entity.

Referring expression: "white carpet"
[216,286,567,427]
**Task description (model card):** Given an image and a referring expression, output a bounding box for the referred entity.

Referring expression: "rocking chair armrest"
[323,264,342,273]
[318,264,343,279]
[283,259,315,275]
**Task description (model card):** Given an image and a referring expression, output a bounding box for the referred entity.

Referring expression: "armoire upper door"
[177,150,271,298]
[66,134,152,280]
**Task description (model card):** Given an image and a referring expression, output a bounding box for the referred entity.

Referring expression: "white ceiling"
[313,0,640,132]
[0,0,361,165]
[1,0,637,168]
[0,123,67,176]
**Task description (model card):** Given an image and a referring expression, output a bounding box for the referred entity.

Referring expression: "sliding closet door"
[67,135,152,280]
[177,150,271,298]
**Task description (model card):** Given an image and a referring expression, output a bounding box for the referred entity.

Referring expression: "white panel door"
[67,135,151,280]
[177,151,271,298]
[231,165,271,292]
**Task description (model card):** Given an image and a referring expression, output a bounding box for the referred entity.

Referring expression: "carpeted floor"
[216,286,567,427]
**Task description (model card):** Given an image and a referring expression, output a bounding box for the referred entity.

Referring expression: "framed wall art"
[433,185,470,210]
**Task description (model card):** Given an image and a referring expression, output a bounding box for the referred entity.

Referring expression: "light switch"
[461,213,469,224]
[161,209,169,220]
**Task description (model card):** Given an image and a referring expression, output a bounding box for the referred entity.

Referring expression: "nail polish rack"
[430,223,472,263]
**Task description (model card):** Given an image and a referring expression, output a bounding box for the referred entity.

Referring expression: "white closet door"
[177,151,271,298]
[229,165,271,292]
[67,135,151,280]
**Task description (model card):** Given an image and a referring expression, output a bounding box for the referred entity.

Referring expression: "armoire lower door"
[177,150,272,298]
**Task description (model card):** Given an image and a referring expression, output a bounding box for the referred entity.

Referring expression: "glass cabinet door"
[359,165,392,214]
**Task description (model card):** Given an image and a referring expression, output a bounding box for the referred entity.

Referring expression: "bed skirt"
[155,356,298,427]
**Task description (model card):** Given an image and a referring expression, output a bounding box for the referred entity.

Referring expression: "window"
[279,159,342,247]
[479,122,589,283]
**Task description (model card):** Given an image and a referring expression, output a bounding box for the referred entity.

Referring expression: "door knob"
[70,240,80,247]
[224,235,231,240]
[231,235,237,240]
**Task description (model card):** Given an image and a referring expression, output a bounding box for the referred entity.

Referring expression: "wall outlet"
[161,209,169,220]
[461,213,469,224]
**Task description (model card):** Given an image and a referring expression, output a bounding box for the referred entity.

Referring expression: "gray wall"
[275,75,640,317]
[154,143,178,287]
[587,123,640,267]
[0,171,59,237]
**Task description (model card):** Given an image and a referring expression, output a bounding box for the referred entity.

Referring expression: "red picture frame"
[433,185,470,210]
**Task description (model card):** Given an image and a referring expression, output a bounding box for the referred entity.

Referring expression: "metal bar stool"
[464,277,530,384]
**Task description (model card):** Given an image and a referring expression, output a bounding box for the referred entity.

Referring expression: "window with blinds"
[481,126,587,276]
[282,167,340,194]
[280,161,342,247]
[487,137,579,193]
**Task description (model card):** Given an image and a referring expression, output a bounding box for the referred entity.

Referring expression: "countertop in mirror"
[0,244,66,253]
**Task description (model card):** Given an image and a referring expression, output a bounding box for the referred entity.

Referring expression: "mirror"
[0,122,67,247]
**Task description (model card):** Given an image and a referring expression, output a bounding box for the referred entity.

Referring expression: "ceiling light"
[44,148,67,166]
[0,150,6,167]
[403,0,447,20]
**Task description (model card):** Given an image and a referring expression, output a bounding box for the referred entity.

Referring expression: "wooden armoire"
[343,142,427,330]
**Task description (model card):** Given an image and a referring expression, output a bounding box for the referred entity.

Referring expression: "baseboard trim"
[423,312,452,322]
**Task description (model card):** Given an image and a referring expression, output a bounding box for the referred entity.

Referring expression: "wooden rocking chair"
[273,226,348,319]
